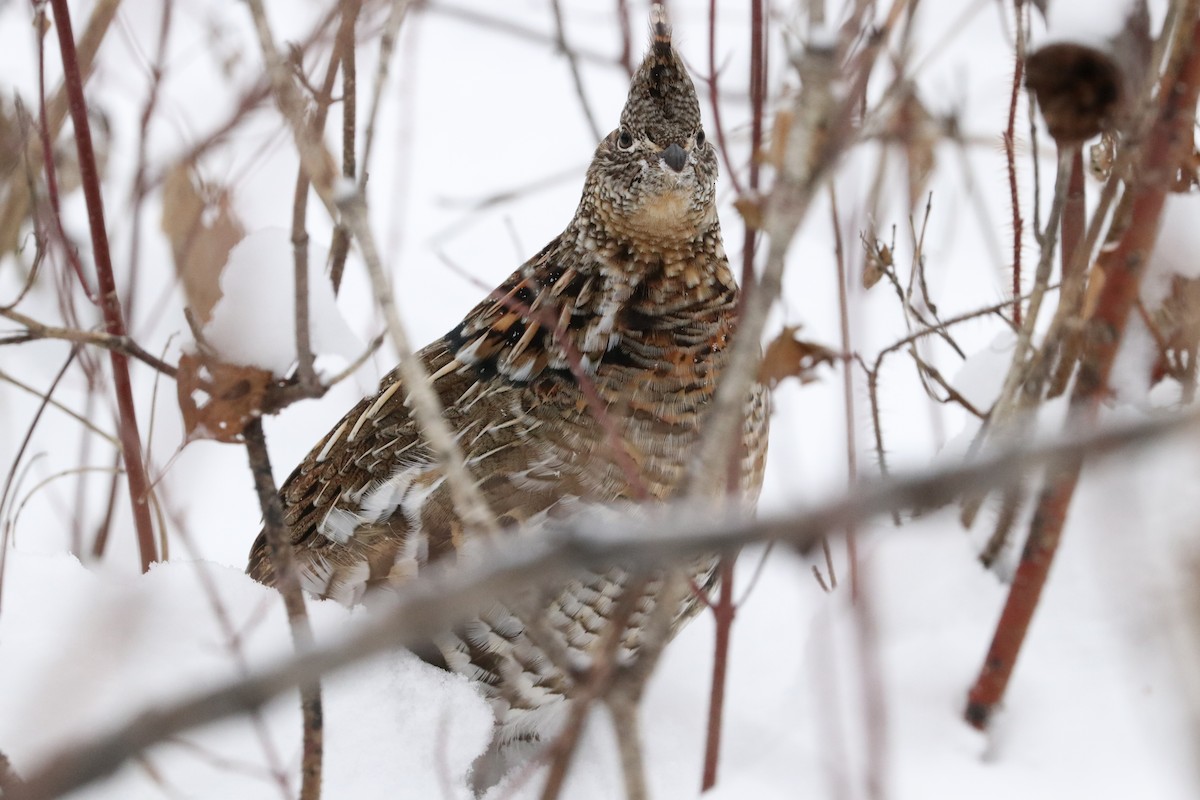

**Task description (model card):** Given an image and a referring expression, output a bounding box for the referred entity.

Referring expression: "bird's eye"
[617,129,634,149]
[696,128,706,146]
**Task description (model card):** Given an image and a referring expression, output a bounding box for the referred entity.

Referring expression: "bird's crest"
[622,5,701,145]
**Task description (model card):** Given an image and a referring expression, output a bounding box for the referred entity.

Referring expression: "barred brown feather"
[247,5,768,778]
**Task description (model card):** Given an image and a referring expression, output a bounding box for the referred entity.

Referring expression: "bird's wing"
[246,239,595,604]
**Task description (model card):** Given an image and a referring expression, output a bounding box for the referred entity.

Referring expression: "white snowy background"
[2,0,1199,798]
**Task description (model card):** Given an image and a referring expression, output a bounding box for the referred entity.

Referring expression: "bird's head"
[582,5,717,248]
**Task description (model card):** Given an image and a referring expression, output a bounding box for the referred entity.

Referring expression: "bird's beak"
[661,143,687,172]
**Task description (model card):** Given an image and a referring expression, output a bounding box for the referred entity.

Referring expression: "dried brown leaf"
[734,195,765,229]
[177,352,271,443]
[892,89,938,210]
[757,326,839,388]
[860,233,894,290]
[161,164,244,326]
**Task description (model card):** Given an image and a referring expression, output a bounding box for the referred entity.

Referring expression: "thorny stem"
[965,11,1200,730]
[243,419,324,800]
[49,0,158,571]
[1005,0,1026,327]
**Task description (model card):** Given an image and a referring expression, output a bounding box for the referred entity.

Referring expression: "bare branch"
[0,307,178,378]
[11,410,1198,800]
[244,0,497,536]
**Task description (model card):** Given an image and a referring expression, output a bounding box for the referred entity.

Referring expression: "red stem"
[965,14,1200,730]
[1060,149,1085,280]
[49,0,158,571]
[701,2,767,790]
[700,557,735,791]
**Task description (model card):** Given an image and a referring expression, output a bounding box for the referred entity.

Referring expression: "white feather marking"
[430,358,463,381]
[401,474,444,531]
[466,442,513,466]
[455,337,484,364]
[299,557,335,597]
[315,419,349,463]
[319,507,361,544]
[328,560,370,606]
[505,359,536,383]
[347,380,402,442]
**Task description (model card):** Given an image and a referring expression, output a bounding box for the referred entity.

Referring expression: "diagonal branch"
[10,410,1198,800]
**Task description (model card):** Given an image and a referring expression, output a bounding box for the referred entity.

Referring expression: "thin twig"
[0,348,77,615]
[328,0,361,294]
[549,0,602,142]
[1005,0,1026,326]
[0,307,178,378]
[243,419,323,800]
[0,367,118,446]
[244,0,497,535]
[706,0,745,197]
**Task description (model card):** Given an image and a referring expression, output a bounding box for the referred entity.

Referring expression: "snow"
[201,228,364,377]
[1043,0,1141,45]
[1146,192,1200,303]
[0,550,492,798]
[1,0,1197,798]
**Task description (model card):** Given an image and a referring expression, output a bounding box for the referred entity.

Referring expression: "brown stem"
[243,418,324,800]
[616,0,635,77]
[0,306,179,378]
[49,0,158,571]
[965,12,1200,730]
[1006,0,1026,326]
[700,557,735,791]
[698,4,768,787]
[290,13,348,394]
[33,5,93,299]
[549,0,602,141]
[1060,148,1085,281]
[739,0,766,295]
[829,186,857,593]
[706,0,745,197]
[329,0,360,295]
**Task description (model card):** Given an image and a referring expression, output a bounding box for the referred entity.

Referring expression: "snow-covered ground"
[1,0,1197,798]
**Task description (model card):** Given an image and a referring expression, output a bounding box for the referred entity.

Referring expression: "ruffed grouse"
[248,6,768,776]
